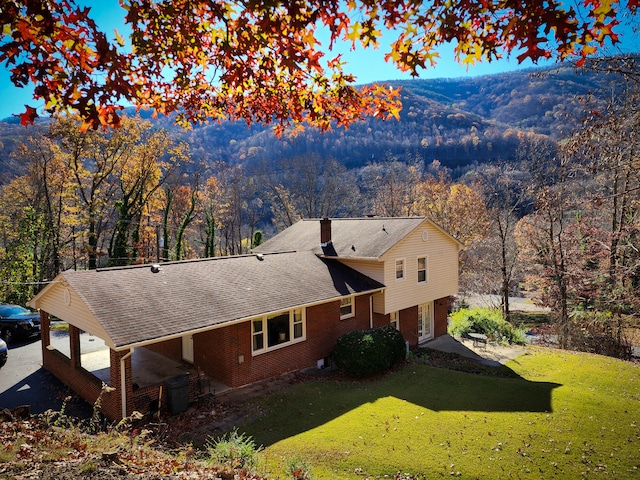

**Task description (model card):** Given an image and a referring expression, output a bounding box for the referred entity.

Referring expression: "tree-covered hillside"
[0,63,625,180]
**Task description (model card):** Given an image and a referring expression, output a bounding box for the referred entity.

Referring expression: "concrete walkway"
[422,334,526,367]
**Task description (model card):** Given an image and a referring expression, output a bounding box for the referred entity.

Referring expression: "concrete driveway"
[0,327,104,417]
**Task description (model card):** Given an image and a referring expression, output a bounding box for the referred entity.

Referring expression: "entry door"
[182,334,194,363]
[418,302,434,343]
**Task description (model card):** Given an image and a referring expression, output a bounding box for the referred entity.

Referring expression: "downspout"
[120,348,134,419]
[369,295,374,329]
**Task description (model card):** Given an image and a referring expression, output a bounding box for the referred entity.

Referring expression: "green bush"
[333,325,406,377]
[285,456,314,479]
[205,429,262,471]
[448,308,526,345]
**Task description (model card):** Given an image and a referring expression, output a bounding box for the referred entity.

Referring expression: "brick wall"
[434,296,452,337]
[40,311,122,420]
[132,370,206,417]
[42,346,119,419]
[191,295,373,388]
[145,337,182,363]
[400,306,419,346]
[372,311,388,328]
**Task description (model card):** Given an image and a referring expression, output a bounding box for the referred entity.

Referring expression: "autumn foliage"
[1,0,636,131]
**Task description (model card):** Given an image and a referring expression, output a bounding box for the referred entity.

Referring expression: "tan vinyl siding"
[338,259,386,313]
[380,221,459,314]
[371,291,385,314]
[33,282,112,346]
[338,258,384,283]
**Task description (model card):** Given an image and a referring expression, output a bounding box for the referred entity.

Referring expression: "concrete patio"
[47,329,231,394]
[77,346,231,394]
[423,334,526,367]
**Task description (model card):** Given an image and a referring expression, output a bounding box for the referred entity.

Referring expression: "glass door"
[418,302,434,343]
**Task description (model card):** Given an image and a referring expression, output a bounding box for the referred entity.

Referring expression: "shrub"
[205,429,262,471]
[448,308,526,345]
[333,325,406,377]
[565,310,632,360]
[285,456,313,479]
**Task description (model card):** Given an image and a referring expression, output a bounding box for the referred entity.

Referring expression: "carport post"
[120,348,134,419]
[69,325,81,369]
[39,310,50,347]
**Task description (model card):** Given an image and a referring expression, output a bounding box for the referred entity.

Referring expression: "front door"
[182,334,194,363]
[418,302,434,343]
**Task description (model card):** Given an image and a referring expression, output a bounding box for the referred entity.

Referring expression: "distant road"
[460,293,550,313]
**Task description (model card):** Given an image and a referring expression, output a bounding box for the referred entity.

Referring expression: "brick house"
[28,217,460,420]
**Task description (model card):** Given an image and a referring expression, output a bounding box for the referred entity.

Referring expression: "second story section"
[254,217,462,315]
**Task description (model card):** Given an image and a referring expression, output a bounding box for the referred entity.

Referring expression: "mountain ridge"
[0,63,625,181]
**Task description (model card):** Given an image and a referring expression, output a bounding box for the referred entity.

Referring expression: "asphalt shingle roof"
[254,217,429,258]
[59,251,383,349]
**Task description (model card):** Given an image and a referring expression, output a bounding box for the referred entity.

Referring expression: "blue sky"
[1,1,637,121]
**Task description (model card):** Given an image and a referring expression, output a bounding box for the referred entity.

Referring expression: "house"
[255,217,461,346]
[28,217,460,420]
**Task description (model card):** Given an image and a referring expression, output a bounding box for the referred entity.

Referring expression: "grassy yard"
[241,347,639,479]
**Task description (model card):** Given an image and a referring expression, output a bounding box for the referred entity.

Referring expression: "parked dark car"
[0,338,7,367]
[0,303,41,343]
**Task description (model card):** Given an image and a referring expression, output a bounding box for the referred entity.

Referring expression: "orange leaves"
[1,0,631,132]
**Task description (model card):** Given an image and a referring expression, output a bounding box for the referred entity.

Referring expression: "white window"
[417,256,428,284]
[340,296,354,319]
[252,308,305,354]
[390,311,399,330]
[395,259,405,281]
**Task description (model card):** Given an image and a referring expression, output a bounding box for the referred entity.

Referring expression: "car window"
[0,305,30,316]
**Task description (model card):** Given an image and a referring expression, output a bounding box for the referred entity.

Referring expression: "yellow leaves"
[413,175,489,247]
[114,29,126,47]
[346,21,362,45]
[459,43,485,67]
[590,0,615,19]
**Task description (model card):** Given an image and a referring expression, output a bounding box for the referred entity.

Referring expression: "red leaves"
[16,105,39,126]
[1,0,631,132]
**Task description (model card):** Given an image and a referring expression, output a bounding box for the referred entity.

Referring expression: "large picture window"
[252,308,305,354]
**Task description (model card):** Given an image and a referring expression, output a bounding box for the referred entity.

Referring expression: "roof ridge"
[93,251,300,272]
[302,216,426,221]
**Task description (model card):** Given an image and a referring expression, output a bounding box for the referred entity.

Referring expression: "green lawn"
[240,347,639,479]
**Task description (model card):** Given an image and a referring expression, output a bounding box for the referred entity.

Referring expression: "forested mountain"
[0,63,625,181]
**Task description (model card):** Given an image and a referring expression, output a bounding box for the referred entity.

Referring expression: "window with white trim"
[390,311,399,330]
[340,296,354,319]
[252,308,306,354]
[395,259,405,281]
[417,256,428,284]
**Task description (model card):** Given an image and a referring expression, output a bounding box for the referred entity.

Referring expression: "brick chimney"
[320,217,332,245]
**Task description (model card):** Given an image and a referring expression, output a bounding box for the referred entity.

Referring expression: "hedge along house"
[28,216,460,421]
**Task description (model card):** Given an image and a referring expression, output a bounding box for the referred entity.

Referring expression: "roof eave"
[111,286,386,351]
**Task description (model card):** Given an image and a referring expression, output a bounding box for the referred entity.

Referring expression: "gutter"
[369,295,374,329]
[120,348,134,419]
[111,287,386,352]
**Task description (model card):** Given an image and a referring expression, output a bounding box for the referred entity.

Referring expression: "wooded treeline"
[0,65,638,359]
[0,64,624,181]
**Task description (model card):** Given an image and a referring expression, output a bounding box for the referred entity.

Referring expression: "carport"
[34,313,224,420]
